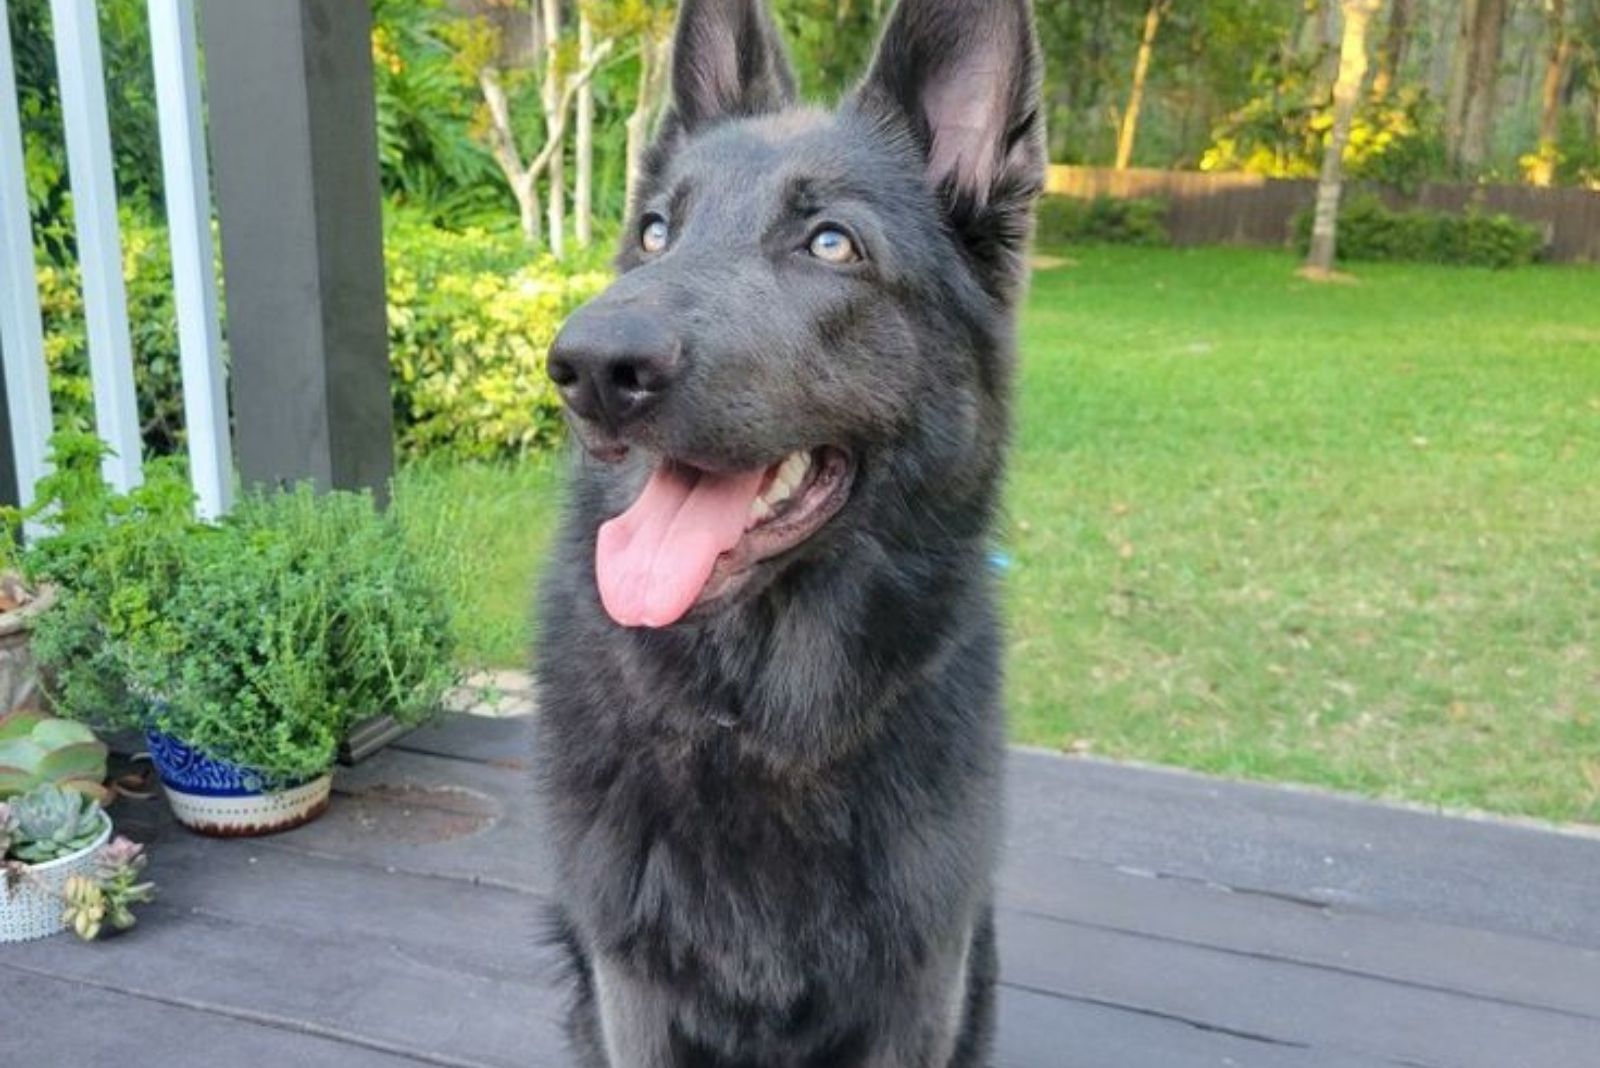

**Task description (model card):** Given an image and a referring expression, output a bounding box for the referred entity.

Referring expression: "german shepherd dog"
[535,0,1043,1062]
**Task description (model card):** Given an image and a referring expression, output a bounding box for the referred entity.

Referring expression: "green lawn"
[396,245,1600,824]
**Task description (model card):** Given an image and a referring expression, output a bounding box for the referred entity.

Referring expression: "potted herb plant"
[123,486,458,834]
[21,434,197,738]
[22,434,458,837]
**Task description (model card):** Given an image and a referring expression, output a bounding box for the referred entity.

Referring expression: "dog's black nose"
[547,307,679,431]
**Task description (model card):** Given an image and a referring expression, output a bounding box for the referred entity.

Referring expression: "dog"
[534,0,1043,1062]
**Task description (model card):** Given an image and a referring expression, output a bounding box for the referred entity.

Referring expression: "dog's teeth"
[751,452,812,520]
[779,451,809,486]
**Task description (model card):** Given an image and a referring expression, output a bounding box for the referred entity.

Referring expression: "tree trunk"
[479,65,542,245]
[1428,0,1461,100]
[1530,0,1572,186]
[1115,0,1168,171]
[542,0,565,260]
[1456,0,1510,172]
[1446,0,1476,160]
[624,32,668,211]
[515,173,543,246]
[1306,0,1382,275]
[1372,0,1417,98]
[575,10,595,248]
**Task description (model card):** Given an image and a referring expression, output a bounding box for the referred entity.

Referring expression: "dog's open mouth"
[595,447,854,628]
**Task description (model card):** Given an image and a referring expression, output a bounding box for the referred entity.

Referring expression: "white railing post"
[148,0,231,518]
[0,0,55,509]
[49,0,142,491]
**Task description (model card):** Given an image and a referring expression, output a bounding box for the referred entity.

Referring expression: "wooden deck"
[6,712,1599,1067]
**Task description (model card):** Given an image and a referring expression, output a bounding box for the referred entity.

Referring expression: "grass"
[393,455,564,669]
[395,245,1600,824]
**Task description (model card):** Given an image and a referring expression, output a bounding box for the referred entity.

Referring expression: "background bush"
[33,207,612,463]
[36,210,187,454]
[1036,196,1171,247]
[384,210,610,459]
[1293,196,1544,268]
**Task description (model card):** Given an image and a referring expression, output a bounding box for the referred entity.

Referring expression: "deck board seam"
[0,959,506,1068]
[1003,904,1600,1023]
[158,835,1600,1024]
[1014,846,1600,953]
[998,979,1447,1068]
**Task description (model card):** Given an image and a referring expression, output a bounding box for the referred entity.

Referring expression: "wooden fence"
[1046,166,1600,264]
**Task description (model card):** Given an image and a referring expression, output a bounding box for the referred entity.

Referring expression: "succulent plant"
[7,784,105,864]
[0,800,14,857]
[60,836,154,940]
[0,708,109,803]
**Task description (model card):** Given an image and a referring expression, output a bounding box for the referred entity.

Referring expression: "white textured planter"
[159,773,332,837]
[0,810,113,943]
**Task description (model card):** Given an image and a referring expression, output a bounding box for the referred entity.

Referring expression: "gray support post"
[200,0,393,501]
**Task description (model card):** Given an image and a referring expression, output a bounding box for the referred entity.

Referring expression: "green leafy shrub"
[20,433,458,782]
[122,485,459,781]
[385,209,610,459]
[33,206,609,465]
[1036,196,1170,247]
[22,435,199,729]
[1293,196,1544,268]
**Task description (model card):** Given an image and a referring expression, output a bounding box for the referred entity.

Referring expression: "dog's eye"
[640,215,670,254]
[808,228,858,264]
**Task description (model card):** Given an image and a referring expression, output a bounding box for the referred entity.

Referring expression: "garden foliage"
[1292,195,1544,268]
[15,435,458,782]
[1035,196,1171,247]
[385,211,610,459]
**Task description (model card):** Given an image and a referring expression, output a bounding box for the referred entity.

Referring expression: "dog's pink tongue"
[596,464,766,628]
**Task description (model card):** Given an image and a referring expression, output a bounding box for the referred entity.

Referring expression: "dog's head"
[549,0,1044,629]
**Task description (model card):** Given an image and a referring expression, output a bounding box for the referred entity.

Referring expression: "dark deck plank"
[999,853,1600,1020]
[998,908,1600,1068]
[2,968,469,1067]
[13,714,1600,1067]
[994,984,1390,1068]
[1007,749,1600,949]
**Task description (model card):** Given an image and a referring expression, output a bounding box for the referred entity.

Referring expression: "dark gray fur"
[534,0,1044,1063]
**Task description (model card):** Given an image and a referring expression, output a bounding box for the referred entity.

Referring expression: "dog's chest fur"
[536,568,1005,1046]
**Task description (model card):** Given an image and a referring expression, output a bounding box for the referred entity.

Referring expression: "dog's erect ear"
[661,0,797,136]
[856,0,1044,293]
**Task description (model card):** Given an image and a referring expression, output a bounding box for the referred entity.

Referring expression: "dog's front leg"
[592,956,677,1067]
[863,922,977,1068]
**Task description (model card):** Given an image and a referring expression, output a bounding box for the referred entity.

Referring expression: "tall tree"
[1452,0,1511,171]
[1115,0,1172,170]
[1372,0,1419,97]
[575,7,596,247]
[1530,0,1574,183]
[543,0,567,259]
[1305,0,1383,276]
[470,0,611,248]
[623,25,671,208]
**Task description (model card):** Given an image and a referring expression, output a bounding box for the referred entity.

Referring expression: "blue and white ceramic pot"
[144,730,331,837]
